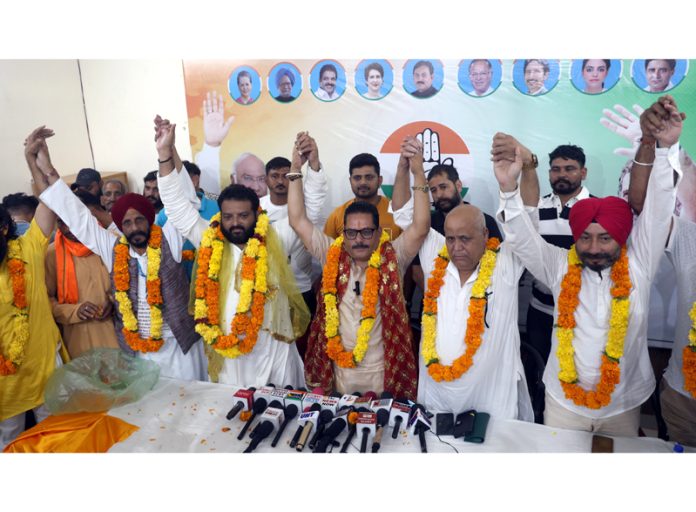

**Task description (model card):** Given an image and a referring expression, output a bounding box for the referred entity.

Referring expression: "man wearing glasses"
[323,153,402,240]
[468,59,494,97]
[289,137,431,398]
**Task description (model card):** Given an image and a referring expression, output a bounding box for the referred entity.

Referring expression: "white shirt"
[194,143,223,196]
[157,170,306,388]
[664,216,696,400]
[471,85,494,97]
[314,88,339,100]
[498,144,681,418]
[40,179,208,382]
[259,166,328,293]
[417,229,533,420]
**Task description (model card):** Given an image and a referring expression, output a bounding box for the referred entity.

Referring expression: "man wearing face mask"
[155,120,309,387]
[36,129,207,383]
[510,141,595,364]
[494,96,684,436]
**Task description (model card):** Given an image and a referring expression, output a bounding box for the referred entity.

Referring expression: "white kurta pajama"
[498,144,681,423]
[40,180,208,382]
[158,169,306,388]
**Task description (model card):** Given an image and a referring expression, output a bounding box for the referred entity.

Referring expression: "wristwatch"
[522,153,538,172]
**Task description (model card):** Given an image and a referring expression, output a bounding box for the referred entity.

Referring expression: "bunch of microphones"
[226,384,435,453]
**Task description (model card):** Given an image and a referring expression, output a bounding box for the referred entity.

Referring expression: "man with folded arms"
[493,96,683,436]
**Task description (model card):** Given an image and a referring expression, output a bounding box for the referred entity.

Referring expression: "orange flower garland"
[113,224,164,353]
[556,245,632,409]
[181,249,196,261]
[422,238,501,382]
[323,231,390,368]
[683,300,696,398]
[194,211,270,358]
[0,239,30,376]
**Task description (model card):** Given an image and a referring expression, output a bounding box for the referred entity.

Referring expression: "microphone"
[313,418,347,453]
[308,409,334,450]
[371,408,391,453]
[340,407,367,453]
[294,403,321,451]
[391,397,411,439]
[353,391,377,411]
[353,280,361,296]
[339,391,361,409]
[226,386,256,420]
[357,411,377,453]
[237,397,267,440]
[270,402,298,447]
[242,421,274,453]
[249,399,283,438]
[408,404,431,453]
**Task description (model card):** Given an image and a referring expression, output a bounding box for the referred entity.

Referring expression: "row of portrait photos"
[228,59,690,105]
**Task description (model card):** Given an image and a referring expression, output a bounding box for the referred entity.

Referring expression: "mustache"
[580,252,612,260]
[351,243,369,250]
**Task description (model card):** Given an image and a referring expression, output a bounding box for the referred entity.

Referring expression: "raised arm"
[287,136,315,251]
[390,151,412,212]
[23,127,57,238]
[399,137,430,258]
[295,132,328,226]
[491,132,539,207]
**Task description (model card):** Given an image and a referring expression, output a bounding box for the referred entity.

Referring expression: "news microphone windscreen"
[351,391,362,397]
[285,403,299,419]
[266,382,276,388]
[311,387,325,396]
[309,403,322,412]
[329,391,342,399]
[380,391,393,399]
[252,398,268,414]
[267,400,283,410]
[254,420,274,438]
[318,410,334,423]
[285,385,294,390]
[376,408,390,426]
[363,391,377,401]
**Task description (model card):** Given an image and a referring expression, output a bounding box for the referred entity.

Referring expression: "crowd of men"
[1,95,694,451]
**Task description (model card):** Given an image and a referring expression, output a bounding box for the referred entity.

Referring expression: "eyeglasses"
[343,227,377,240]
[241,175,267,184]
[469,72,490,78]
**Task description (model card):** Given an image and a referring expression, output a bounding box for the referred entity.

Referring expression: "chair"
[520,341,546,424]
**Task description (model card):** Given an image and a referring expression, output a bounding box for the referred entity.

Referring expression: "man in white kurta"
[495,105,681,435]
[40,180,208,382]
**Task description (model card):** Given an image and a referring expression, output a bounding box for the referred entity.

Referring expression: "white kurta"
[40,179,208,382]
[416,229,533,420]
[498,144,681,419]
[158,169,306,388]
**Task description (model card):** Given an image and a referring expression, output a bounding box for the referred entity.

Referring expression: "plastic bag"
[44,348,160,414]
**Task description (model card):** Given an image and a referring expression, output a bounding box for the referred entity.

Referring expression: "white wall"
[0,59,190,197]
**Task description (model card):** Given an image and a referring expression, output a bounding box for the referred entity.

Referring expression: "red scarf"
[305,242,417,399]
[55,230,93,304]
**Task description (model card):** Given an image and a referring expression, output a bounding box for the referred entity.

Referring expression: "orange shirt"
[323,196,402,240]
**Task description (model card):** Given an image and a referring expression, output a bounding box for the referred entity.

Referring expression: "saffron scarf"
[55,230,93,304]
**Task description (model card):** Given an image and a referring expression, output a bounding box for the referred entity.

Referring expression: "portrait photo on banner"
[403,59,444,99]
[512,59,560,96]
[354,59,394,101]
[458,59,502,98]
[268,62,303,103]
[228,65,262,105]
[570,59,622,95]
[309,59,347,102]
[630,59,689,93]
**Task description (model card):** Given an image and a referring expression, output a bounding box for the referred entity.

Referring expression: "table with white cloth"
[107,378,691,453]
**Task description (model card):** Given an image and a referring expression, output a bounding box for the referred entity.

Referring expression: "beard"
[434,195,461,214]
[125,228,151,249]
[147,196,164,211]
[577,250,620,272]
[551,178,581,195]
[221,224,256,245]
[354,186,377,200]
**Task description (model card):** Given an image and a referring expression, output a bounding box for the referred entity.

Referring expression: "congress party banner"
[182,58,696,345]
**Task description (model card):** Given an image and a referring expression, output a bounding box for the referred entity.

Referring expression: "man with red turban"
[493,96,684,436]
[34,129,207,382]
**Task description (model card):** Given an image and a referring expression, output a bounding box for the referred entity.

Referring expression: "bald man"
[230,153,267,198]
[494,96,683,436]
[415,201,533,419]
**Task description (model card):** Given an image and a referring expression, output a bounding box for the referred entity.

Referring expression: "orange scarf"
[55,230,93,304]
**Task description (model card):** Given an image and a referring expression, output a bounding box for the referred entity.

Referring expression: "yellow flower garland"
[0,239,30,375]
[556,245,631,409]
[421,238,501,381]
[682,300,696,398]
[194,211,270,359]
[113,224,164,353]
[323,230,389,368]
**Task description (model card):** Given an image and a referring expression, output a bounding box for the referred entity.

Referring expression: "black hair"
[364,62,384,81]
[427,164,460,183]
[217,184,260,212]
[549,145,586,167]
[348,153,380,176]
[0,205,18,240]
[320,63,338,79]
[524,59,550,73]
[413,60,434,75]
[265,157,292,175]
[144,171,158,183]
[182,160,201,176]
[343,201,379,229]
[2,192,39,216]
[644,59,676,71]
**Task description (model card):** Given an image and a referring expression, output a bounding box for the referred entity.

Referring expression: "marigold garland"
[556,245,631,409]
[422,238,501,382]
[0,239,30,376]
[181,249,196,261]
[682,300,696,398]
[323,230,390,368]
[113,224,164,353]
[193,211,270,359]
